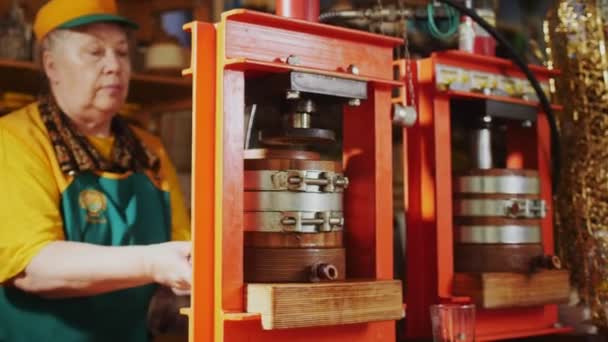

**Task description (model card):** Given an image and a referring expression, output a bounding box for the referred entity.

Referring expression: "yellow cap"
[34,0,138,40]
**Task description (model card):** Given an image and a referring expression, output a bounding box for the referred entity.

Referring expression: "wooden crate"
[452,270,570,309]
[246,280,404,330]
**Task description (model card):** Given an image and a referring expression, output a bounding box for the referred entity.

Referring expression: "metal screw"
[522,120,533,128]
[286,55,300,66]
[347,64,360,75]
[348,98,361,107]
[482,115,492,123]
[286,89,301,100]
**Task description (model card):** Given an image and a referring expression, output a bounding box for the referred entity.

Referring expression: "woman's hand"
[145,241,192,293]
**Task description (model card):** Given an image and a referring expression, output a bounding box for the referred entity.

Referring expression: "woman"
[0,0,192,341]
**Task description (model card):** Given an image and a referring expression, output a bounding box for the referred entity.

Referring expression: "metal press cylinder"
[243,152,347,282]
[453,169,546,273]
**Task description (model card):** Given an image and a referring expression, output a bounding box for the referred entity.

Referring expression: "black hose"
[437,0,561,193]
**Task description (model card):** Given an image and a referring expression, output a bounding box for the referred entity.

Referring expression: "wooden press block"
[246,280,404,330]
[452,270,570,309]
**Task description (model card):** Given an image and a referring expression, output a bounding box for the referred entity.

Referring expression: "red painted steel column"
[276,0,320,22]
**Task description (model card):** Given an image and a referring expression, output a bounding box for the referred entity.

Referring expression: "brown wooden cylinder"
[244,231,343,248]
[244,159,342,172]
[454,244,544,273]
[244,247,346,283]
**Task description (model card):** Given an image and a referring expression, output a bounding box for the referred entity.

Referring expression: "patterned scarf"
[38,95,160,176]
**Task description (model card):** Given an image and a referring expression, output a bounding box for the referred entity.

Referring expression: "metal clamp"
[244,211,344,233]
[280,211,344,232]
[503,199,546,219]
[454,198,546,219]
[271,170,349,193]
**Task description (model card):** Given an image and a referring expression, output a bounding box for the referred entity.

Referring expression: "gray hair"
[37,29,72,79]
[39,29,72,54]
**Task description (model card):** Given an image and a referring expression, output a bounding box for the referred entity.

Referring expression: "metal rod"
[470,116,493,169]
[244,104,257,150]
[276,0,320,22]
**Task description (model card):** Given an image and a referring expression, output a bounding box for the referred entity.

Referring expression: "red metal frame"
[182,21,217,342]
[188,9,404,341]
[404,50,570,340]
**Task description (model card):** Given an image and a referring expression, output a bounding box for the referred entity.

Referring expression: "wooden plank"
[453,270,570,309]
[246,280,404,330]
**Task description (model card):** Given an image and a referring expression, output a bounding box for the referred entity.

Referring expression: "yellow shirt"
[0,103,191,282]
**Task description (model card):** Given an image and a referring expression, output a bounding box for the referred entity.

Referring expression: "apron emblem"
[78,189,108,224]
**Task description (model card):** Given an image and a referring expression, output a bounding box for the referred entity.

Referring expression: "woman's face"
[44,23,131,121]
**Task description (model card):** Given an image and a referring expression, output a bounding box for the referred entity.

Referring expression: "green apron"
[0,171,171,342]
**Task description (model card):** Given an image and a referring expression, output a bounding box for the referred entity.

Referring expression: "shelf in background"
[0,58,192,108]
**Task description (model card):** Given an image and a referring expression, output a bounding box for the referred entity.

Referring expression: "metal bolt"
[348,98,361,107]
[522,120,533,128]
[286,55,300,66]
[286,89,301,100]
[392,104,417,127]
[347,64,360,75]
[482,115,492,123]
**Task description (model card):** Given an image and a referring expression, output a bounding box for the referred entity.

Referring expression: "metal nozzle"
[309,263,339,282]
[531,255,562,272]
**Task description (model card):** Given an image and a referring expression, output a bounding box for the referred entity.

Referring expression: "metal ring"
[455,225,541,244]
[454,175,540,195]
[454,198,546,218]
[244,191,343,211]
[244,211,344,233]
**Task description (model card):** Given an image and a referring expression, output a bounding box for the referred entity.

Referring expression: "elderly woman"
[0,0,192,341]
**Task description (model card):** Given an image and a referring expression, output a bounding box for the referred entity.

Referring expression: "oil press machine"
[403,50,571,340]
[181,0,572,341]
[182,1,406,341]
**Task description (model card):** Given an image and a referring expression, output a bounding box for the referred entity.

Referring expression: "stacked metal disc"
[243,150,348,283]
[453,169,547,273]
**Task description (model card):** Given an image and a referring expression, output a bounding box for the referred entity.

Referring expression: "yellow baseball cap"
[34,0,138,40]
